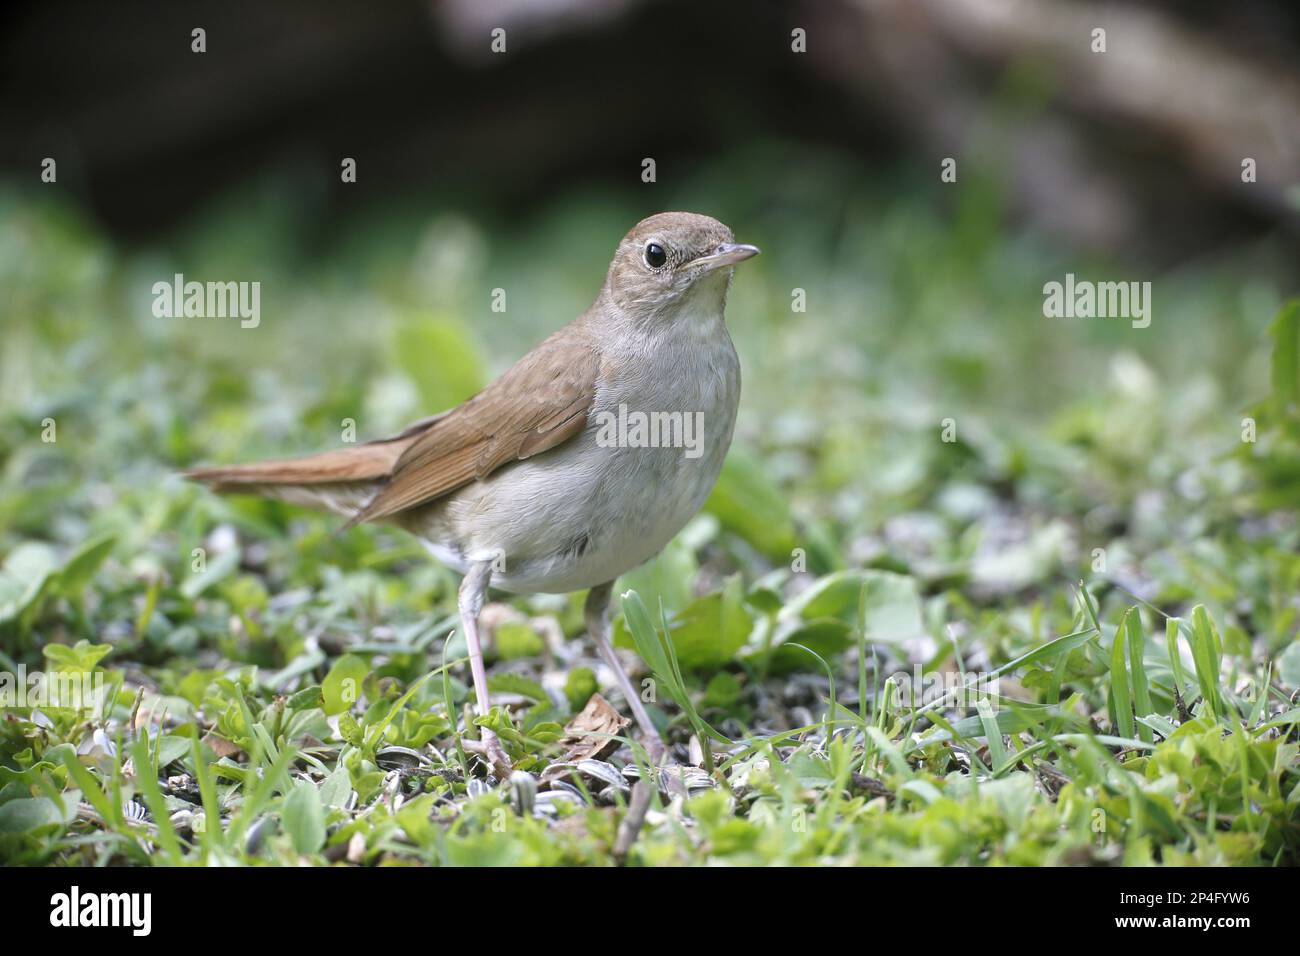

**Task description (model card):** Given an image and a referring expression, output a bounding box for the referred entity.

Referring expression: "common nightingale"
[187,211,760,777]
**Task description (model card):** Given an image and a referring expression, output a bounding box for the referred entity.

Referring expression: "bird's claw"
[464,729,515,781]
[483,732,514,781]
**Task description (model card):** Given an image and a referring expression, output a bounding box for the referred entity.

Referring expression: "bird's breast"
[418,315,741,594]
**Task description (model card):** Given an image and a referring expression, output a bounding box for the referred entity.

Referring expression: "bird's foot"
[484,731,514,781]
[636,734,693,798]
[465,729,515,781]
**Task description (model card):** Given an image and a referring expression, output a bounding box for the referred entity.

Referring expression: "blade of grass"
[228,742,299,850]
[856,580,869,729]
[364,667,442,751]
[1109,609,1135,739]
[189,734,223,857]
[1165,617,1187,704]
[1247,661,1271,727]
[59,749,121,829]
[1190,605,1224,720]
[911,626,1096,720]
[1125,608,1154,743]
[865,726,910,776]
[785,642,837,749]
[976,698,1006,769]
[129,733,184,863]
[620,589,728,749]
[440,636,470,779]
[621,590,673,686]
[656,600,723,768]
[1077,580,1103,634]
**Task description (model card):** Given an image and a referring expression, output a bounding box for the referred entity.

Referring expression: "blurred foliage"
[0,143,1297,865]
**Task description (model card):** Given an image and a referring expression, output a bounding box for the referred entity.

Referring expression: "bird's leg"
[585,582,666,765]
[458,560,513,780]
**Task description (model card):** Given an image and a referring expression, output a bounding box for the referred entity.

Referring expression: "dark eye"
[644,242,667,268]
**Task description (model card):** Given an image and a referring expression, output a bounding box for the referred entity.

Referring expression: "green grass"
[1,151,1298,866]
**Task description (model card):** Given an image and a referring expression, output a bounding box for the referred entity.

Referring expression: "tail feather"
[183,427,436,520]
[185,414,447,520]
[184,444,406,490]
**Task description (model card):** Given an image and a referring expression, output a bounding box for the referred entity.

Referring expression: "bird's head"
[603,212,760,320]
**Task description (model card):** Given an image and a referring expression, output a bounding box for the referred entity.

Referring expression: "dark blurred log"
[0,0,1296,257]
[0,0,884,240]
[804,0,1300,249]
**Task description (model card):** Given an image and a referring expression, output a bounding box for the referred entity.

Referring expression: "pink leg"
[458,561,513,779]
[585,582,665,763]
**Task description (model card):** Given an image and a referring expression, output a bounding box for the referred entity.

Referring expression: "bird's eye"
[644,242,667,268]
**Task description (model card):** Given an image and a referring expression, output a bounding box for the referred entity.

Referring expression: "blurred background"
[2,0,1299,658]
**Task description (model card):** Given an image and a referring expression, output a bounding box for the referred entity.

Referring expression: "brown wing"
[345,329,601,525]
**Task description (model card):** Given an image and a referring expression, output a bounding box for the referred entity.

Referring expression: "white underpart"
[403,272,742,594]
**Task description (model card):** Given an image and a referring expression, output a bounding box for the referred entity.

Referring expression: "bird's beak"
[693,242,761,273]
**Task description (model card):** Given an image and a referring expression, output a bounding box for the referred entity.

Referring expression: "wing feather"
[347,329,600,524]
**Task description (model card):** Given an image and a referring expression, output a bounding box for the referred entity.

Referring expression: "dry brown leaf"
[201,731,242,759]
[556,693,629,763]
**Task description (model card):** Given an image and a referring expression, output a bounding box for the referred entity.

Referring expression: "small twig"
[1032,761,1072,800]
[849,772,895,802]
[127,687,145,741]
[613,779,654,865]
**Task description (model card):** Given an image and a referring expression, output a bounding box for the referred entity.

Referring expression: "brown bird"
[187,211,760,778]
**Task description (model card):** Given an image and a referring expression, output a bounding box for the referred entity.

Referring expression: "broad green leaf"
[43,640,112,673]
[704,447,796,558]
[0,797,64,834]
[658,574,752,670]
[180,546,241,600]
[322,654,368,716]
[156,735,191,769]
[488,672,549,703]
[282,780,325,854]
[1279,642,1300,690]
[703,671,744,710]
[769,619,854,674]
[392,317,483,413]
[54,534,116,598]
[494,621,544,660]
[563,667,597,712]
[858,571,924,642]
[319,765,354,809]
[617,536,697,619]
[395,793,436,846]
[0,542,59,629]
[785,570,867,621]
[616,577,752,672]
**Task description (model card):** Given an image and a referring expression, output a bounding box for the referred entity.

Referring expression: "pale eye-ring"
[644,242,667,268]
